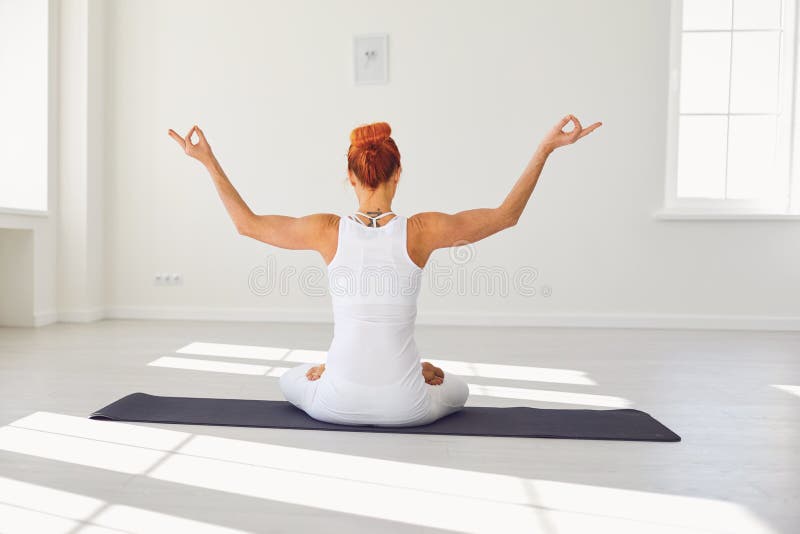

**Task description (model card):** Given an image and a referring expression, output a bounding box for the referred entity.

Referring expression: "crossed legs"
[279,360,469,425]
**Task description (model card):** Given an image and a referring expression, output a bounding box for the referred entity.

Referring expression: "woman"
[168,115,601,426]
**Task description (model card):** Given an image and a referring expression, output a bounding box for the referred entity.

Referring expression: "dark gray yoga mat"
[89,392,680,442]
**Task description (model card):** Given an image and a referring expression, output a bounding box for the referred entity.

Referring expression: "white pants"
[279,363,470,427]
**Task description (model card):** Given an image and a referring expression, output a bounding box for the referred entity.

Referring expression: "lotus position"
[168,115,600,426]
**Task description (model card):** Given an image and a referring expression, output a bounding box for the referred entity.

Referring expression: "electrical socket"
[154,272,183,286]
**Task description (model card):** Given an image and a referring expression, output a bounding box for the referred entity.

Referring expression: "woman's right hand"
[539,114,602,153]
[168,125,215,165]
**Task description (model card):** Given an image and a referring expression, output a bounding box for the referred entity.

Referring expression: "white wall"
[0,229,34,325]
[98,0,800,329]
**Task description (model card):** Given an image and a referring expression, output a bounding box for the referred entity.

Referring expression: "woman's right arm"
[168,125,338,262]
[408,114,601,266]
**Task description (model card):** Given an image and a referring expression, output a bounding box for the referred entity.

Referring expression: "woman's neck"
[353,205,396,227]
[357,206,393,217]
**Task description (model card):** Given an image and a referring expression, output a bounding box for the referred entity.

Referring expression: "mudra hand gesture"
[168,125,215,166]
[540,114,602,153]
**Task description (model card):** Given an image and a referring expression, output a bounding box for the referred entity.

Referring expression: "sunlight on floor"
[771,384,800,398]
[0,412,776,534]
[149,356,289,377]
[177,342,290,361]
[175,342,597,385]
[468,384,631,408]
[0,476,246,534]
[285,349,328,362]
[423,358,595,385]
[168,341,624,407]
[0,425,162,475]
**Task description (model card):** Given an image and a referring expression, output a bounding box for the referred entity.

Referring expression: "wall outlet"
[154,272,183,286]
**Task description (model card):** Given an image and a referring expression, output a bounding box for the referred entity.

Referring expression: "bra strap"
[352,210,395,228]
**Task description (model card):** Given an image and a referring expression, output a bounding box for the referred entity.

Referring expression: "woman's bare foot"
[421,361,444,385]
[306,363,325,381]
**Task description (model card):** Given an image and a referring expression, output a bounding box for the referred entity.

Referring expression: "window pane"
[680,33,732,113]
[733,0,782,30]
[726,115,777,199]
[0,0,48,212]
[683,0,732,30]
[729,31,780,113]
[677,116,728,199]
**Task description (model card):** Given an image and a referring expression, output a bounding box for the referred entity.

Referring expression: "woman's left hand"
[422,362,444,385]
[306,364,325,381]
[168,125,215,165]
[539,114,602,153]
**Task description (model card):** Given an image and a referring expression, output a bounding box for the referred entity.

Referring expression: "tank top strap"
[350,210,396,228]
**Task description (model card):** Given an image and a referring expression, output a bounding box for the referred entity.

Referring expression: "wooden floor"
[0,319,797,533]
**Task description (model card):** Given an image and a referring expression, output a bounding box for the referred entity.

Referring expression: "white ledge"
[653,209,800,221]
[0,207,50,217]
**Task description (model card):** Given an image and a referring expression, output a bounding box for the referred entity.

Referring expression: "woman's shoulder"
[406,212,449,232]
[311,213,342,228]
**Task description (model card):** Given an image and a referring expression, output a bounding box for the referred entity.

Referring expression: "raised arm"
[168,125,338,261]
[408,114,601,266]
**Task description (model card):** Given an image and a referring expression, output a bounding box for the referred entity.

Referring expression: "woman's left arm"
[168,125,338,259]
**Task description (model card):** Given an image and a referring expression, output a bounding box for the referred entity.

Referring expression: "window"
[0,0,49,213]
[665,0,799,214]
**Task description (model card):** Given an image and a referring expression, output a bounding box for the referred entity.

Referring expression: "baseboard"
[105,306,333,323]
[33,309,59,327]
[420,310,800,331]
[6,308,103,328]
[104,306,800,332]
[58,307,106,323]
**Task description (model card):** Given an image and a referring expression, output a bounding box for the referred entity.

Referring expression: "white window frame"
[661,0,800,218]
[0,0,51,217]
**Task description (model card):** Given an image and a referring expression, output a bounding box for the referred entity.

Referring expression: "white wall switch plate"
[354,33,388,85]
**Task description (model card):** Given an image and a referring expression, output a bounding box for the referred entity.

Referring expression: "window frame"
[0,0,51,216]
[663,0,800,216]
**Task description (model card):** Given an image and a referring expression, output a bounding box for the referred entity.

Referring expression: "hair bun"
[350,121,392,148]
[347,121,401,189]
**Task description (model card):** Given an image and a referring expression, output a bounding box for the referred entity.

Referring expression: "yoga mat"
[90,393,680,442]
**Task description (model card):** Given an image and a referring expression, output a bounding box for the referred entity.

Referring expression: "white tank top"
[316,213,429,424]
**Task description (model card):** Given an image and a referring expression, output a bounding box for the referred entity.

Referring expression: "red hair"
[347,122,401,189]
